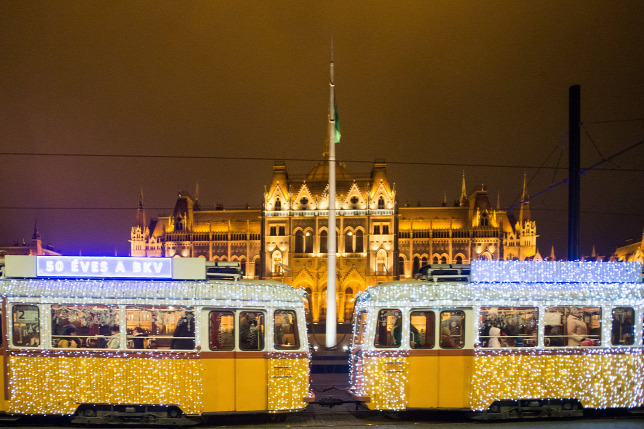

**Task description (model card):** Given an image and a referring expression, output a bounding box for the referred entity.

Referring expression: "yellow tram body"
[350,261,644,415]
[0,256,312,422]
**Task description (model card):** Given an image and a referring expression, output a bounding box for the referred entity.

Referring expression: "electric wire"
[0,151,642,172]
[506,138,644,211]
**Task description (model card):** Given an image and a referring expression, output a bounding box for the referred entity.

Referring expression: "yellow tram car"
[0,255,312,424]
[349,260,644,418]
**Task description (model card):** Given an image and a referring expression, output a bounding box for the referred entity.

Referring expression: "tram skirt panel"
[362,356,409,410]
[267,356,310,412]
[8,355,203,415]
[202,355,236,412]
[469,351,644,411]
[0,354,6,413]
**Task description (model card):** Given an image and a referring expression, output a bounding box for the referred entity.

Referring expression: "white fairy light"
[1,274,310,416]
[349,260,644,411]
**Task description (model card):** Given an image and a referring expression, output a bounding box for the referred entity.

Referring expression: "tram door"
[407,308,472,409]
[203,310,237,412]
[407,309,439,408]
[437,308,471,408]
[235,311,268,411]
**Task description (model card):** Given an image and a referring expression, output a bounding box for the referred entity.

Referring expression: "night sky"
[1,2,643,259]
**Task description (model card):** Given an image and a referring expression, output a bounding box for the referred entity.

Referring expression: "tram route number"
[384,361,405,373]
[15,309,39,323]
[272,366,293,379]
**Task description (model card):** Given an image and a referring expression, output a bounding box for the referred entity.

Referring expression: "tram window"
[209,311,235,351]
[52,305,119,349]
[440,311,465,349]
[126,306,195,350]
[239,311,265,351]
[410,311,435,349]
[479,307,538,348]
[611,307,634,346]
[12,305,40,347]
[353,310,368,346]
[274,310,300,350]
[374,309,402,348]
[544,306,601,347]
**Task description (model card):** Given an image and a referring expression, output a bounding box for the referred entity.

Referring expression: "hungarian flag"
[334,102,341,143]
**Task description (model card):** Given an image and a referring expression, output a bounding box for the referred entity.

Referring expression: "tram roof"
[0,278,305,306]
[357,280,644,307]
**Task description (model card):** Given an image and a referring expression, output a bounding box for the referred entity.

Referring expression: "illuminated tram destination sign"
[36,256,173,279]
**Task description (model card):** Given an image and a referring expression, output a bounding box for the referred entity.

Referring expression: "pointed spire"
[459,171,468,206]
[591,244,597,258]
[194,182,201,210]
[519,172,531,224]
[136,187,147,229]
[32,219,41,241]
[31,218,42,255]
[496,192,500,211]
[550,245,556,261]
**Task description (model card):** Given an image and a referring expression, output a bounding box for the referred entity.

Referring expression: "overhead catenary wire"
[0,151,642,172]
[506,138,644,211]
[0,206,640,218]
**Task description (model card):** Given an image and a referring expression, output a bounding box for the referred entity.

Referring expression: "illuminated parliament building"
[130,140,537,323]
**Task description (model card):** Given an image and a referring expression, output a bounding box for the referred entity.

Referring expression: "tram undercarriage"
[473,399,584,420]
[71,404,200,426]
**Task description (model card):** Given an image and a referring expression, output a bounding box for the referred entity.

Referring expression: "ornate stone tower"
[503,173,538,260]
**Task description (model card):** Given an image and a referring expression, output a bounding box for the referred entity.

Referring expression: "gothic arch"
[293,268,315,287]
[343,227,355,253]
[478,252,492,260]
[343,183,367,209]
[267,182,289,211]
[412,255,420,274]
[354,228,365,253]
[294,229,304,253]
[294,184,314,210]
[370,182,394,210]
[238,256,247,275]
[398,255,406,278]
[376,248,388,274]
[271,249,283,275]
[253,255,261,277]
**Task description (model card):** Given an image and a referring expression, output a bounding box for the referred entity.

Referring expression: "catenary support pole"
[568,85,580,261]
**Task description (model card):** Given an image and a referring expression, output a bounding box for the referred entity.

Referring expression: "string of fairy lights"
[349,260,644,411]
[2,276,312,415]
[3,259,644,416]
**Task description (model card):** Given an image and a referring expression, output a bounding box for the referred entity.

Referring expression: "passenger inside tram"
[479,307,538,348]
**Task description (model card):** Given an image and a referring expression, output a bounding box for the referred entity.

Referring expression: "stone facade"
[131,159,537,322]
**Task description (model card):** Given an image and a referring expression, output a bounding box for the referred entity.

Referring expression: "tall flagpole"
[325,41,337,348]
